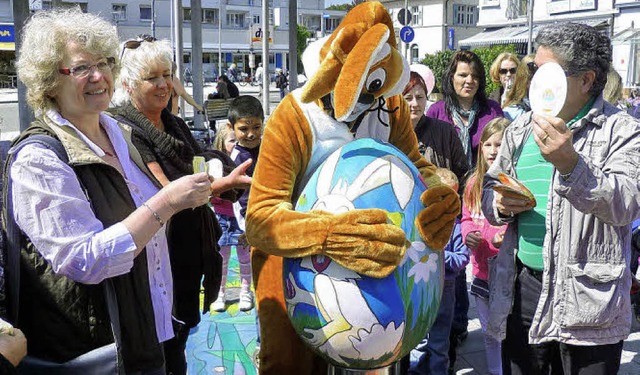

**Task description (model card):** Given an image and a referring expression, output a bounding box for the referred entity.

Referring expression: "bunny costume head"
[301,1,410,122]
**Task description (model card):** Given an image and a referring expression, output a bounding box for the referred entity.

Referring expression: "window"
[227,13,246,28]
[253,15,260,25]
[140,5,151,21]
[63,2,88,12]
[410,6,420,25]
[203,9,219,24]
[325,18,340,31]
[453,4,477,26]
[203,53,214,64]
[301,15,320,31]
[518,0,528,17]
[112,4,127,21]
[411,44,420,64]
[183,8,191,22]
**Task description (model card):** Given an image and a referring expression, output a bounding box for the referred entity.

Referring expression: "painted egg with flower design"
[283,138,444,369]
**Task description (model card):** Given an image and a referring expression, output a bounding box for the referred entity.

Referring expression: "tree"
[297,24,312,72]
[326,0,365,11]
[420,50,456,94]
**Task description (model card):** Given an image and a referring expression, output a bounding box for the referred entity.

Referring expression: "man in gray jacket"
[481,23,640,374]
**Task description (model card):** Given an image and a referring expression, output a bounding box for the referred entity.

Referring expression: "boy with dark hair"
[228,95,264,214]
[224,95,264,310]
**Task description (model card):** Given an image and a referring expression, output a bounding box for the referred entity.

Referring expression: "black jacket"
[414,115,470,193]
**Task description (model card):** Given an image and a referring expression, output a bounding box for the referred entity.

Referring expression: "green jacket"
[9,116,163,372]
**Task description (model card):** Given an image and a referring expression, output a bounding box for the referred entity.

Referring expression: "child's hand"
[491,231,505,248]
[228,159,253,189]
[465,231,482,250]
[211,159,253,194]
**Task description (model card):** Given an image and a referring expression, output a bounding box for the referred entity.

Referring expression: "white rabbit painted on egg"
[285,148,416,365]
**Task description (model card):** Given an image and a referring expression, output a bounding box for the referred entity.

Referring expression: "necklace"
[101,149,115,157]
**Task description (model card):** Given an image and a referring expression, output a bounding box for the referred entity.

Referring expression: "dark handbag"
[18,343,118,375]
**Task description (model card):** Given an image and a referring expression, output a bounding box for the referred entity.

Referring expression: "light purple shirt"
[10,111,174,343]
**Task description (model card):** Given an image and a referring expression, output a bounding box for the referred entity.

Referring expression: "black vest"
[12,119,164,372]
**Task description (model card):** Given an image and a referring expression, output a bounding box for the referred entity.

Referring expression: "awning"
[459,26,531,47]
[459,18,609,48]
[612,28,640,45]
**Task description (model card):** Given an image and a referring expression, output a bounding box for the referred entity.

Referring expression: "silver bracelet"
[142,202,165,226]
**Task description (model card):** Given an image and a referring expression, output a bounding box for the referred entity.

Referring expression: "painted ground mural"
[186,247,259,374]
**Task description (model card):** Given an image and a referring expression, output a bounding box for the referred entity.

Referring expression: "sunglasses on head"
[120,34,157,60]
[499,68,517,75]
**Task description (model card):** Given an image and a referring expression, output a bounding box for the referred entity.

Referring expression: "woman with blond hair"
[503,54,535,121]
[489,52,520,106]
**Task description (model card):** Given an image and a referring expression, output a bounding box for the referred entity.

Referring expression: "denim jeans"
[452,266,469,333]
[409,277,456,375]
[475,295,502,375]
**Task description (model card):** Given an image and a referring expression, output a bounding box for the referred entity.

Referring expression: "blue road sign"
[448,28,455,50]
[400,26,415,44]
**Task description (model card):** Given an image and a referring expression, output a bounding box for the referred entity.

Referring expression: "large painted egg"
[283,138,444,369]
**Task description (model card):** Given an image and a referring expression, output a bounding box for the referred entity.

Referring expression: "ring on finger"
[541,133,549,143]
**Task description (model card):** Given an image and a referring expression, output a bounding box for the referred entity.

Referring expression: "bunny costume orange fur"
[245,2,460,373]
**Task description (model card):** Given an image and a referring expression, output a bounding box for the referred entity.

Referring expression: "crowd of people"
[1,4,640,375]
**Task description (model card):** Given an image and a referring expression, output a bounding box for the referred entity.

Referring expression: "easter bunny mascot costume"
[245,2,460,373]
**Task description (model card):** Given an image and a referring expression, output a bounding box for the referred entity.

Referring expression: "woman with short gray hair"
[10,8,213,373]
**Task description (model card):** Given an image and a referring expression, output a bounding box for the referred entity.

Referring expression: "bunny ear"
[300,23,367,104]
[345,157,391,202]
[316,147,342,197]
[388,157,415,210]
[333,23,391,121]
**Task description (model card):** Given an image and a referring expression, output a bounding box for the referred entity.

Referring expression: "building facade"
[0,0,346,81]
[380,0,483,63]
[458,0,640,87]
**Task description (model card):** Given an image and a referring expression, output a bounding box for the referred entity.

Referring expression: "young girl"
[210,126,254,311]
[461,117,510,375]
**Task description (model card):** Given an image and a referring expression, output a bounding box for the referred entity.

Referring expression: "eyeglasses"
[120,34,157,60]
[58,57,116,79]
[499,68,517,75]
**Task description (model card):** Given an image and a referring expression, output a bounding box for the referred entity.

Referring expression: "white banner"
[249,24,274,47]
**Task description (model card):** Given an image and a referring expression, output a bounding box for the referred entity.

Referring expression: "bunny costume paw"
[416,185,461,250]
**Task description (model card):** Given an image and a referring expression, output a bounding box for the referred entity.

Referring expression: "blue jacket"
[443,220,470,280]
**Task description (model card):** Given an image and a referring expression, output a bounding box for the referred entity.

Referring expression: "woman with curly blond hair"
[9,8,213,373]
[488,52,520,106]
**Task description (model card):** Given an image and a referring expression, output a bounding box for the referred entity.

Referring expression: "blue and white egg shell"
[283,138,444,369]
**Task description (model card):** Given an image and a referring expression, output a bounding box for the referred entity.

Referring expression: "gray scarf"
[452,100,479,165]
